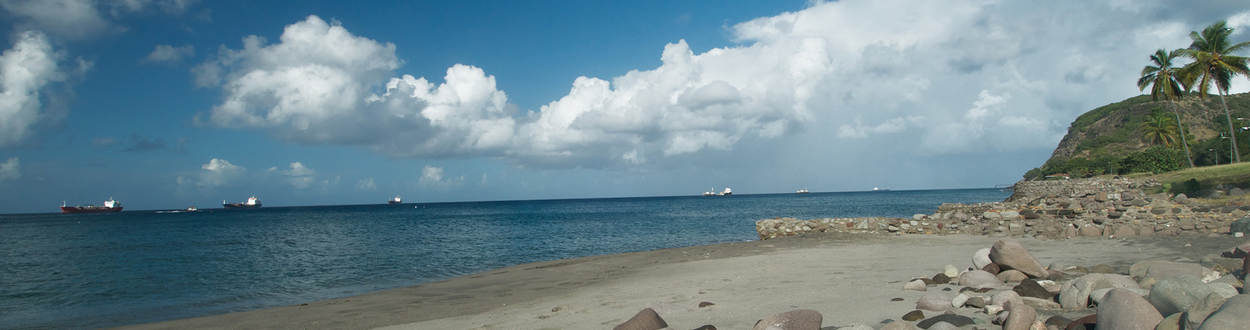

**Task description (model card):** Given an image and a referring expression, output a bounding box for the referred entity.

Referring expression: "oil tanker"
[223,196,262,209]
[61,198,123,213]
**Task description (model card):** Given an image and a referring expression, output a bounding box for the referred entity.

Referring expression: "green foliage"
[1140,110,1179,147]
[1119,146,1184,174]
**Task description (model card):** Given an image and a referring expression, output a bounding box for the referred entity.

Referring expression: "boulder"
[1043,315,1071,329]
[931,273,951,285]
[1230,217,1250,235]
[1089,264,1116,274]
[1148,276,1217,316]
[958,270,1002,289]
[916,314,975,329]
[982,263,1001,275]
[904,279,927,291]
[951,293,969,308]
[992,290,1024,308]
[1004,301,1037,330]
[1014,279,1054,299]
[964,296,988,308]
[1021,296,1061,310]
[901,310,925,321]
[1198,294,1250,329]
[1096,288,1163,330]
[1207,282,1238,299]
[972,247,993,269]
[751,309,822,330]
[614,308,668,330]
[1129,260,1217,289]
[1058,273,1140,310]
[1090,287,1148,305]
[989,239,1048,278]
[923,322,957,330]
[998,270,1028,282]
[1183,293,1227,330]
[1065,314,1097,330]
[880,321,918,330]
[1156,312,1183,330]
[916,294,952,312]
[943,264,959,278]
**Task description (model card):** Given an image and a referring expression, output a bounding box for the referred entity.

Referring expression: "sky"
[1,0,1250,213]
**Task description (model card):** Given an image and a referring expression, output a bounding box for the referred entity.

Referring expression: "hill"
[1025,92,1250,179]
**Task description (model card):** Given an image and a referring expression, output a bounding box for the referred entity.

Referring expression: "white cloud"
[0,0,114,40]
[269,161,316,189]
[193,157,243,188]
[419,165,462,186]
[144,44,193,64]
[199,3,1250,169]
[356,177,376,191]
[0,30,70,147]
[0,157,18,181]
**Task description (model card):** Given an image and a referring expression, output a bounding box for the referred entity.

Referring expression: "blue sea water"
[0,189,1009,328]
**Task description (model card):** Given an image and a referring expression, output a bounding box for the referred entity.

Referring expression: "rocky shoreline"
[756,177,1250,240]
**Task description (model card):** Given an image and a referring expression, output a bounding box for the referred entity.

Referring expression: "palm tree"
[1179,21,1250,163]
[1138,49,1194,168]
[1140,110,1179,147]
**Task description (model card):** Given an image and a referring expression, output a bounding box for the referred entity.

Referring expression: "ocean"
[0,188,1009,328]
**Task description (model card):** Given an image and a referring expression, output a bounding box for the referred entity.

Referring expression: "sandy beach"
[120,232,1246,329]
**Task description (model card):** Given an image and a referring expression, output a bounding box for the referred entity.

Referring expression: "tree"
[1138,49,1194,168]
[1140,110,1179,147]
[1179,21,1250,163]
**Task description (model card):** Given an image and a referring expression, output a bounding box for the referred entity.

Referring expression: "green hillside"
[1024,92,1250,179]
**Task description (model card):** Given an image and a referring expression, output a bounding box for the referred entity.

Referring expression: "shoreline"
[119,232,1245,329]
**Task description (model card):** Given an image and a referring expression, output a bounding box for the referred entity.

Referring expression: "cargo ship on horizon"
[388,195,402,205]
[223,196,261,209]
[61,198,123,214]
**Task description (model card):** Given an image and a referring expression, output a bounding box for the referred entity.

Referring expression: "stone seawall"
[757,177,1250,240]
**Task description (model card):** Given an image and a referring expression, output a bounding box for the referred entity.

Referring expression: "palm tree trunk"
[1219,90,1240,163]
[1170,102,1194,168]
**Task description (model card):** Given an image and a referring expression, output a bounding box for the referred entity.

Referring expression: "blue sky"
[1,0,1248,213]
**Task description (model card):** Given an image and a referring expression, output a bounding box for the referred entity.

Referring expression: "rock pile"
[757,177,1250,240]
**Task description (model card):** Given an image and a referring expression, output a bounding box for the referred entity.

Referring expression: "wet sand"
[120,233,1246,330]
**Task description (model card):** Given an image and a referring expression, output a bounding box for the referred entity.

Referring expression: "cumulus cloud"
[199,4,1250,169]
[0,30,73,147]
[144,44,193,64]
[268,161,316,189]
[0,0,199,40]
[192,158,243,188]
[419,165,462,186]
[356,177,376,191]
[0,157,18,181]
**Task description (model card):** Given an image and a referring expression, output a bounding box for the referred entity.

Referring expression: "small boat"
[388,195,403,205]
[185,206,198,212]
[796,188,810,194]
[223,196,262,209]
[703,188,716,196]
[719,187,733,196]
[61,198,123,214]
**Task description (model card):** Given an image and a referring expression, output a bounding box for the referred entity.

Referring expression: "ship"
[703,187,717,196]
[796,188,810,194]
[223,196,262,209]
[388,195,403,205]
[719,187,733,196]
[61,198,123,214]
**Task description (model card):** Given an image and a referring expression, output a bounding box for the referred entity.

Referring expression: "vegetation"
[1137,48,1193,167]
[1179,21,1250,162]
[1139,110,1179,147]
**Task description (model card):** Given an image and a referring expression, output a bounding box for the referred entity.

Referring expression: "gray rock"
[1097,288,1163,330]
[1059,273,1139,310]
[837,324,873,330]
[1148,276,1217,316]
[1198,294,1250,329]
[950,293,969,308]
[1157,312,1183,330]
[972,247,992,269]
[1090,287,1147,305]
[1230,217,1250,235]
[916,314,974,329]
[958,270,1002,289]
[992,290,1023,308]
[1021,296,1060,310]
[901,310,925,321]
[943,264,959,278]
[997,270,1028,283]
[1004,301,1037,330]
[916,293,952,312]
[1013,279,1053,300]
[1208,282,1239,299]
[1130,260,1217,289]
[1183,293,1227,330]
[922,321,956,330]
[880,321,918,330]
[614,308,668,330]
[989,239,1048,278]
[904,279,927,291]
[752,309,822,330]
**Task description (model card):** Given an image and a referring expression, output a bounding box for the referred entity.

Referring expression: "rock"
[958,270,1002,289]
[752,309,822,330]
[880,321,917,330]
[891,297,905,302]
[1014,279,1054,299]
[1004,301,1037,330]
[916,294,952,312]
[1096,288,1163,330]
[1035,279,1063,294]
[973,247,993,269]
[1021,296,1061,310]
[1230,217,1250,235]
[1090,287,1148,305]
[1207,282,1238,299]
[1147,276,1217,316]
[923,321,957,330]
[614,308,668,330]
[1130,260,1217,289]
[1156,313,1183,330]
[985,304,1004,316]
[1183,293,1227,330]
[904,279,928,291]
[1089,264,1116,274]
[1198,294,1250,329]
[1079,224,1102,237]
[931,273,951,285]
[964,296,988,308]
[837,325,871,330]
[998,270,1029,282]
[916,314,975,329]
[992,290,1024,308]
[1222,242,1250,258]
[1043,315,1071,329]
[902,310,925,321]
[698,301,715,308]
[1059,273,1140,310]
[982,263,1001,275]
[943,264,959,278]
[989,239,1048,278]
[1065,314,1097,330]
[951,293,969,308]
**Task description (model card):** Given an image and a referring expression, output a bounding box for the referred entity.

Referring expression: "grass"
[1129,163,1250,203]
